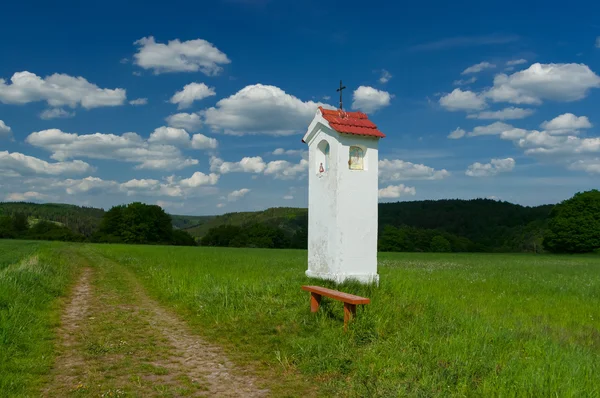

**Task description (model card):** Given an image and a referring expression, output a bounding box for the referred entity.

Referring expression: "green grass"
[0,240,79,397]
[93,245,600,397]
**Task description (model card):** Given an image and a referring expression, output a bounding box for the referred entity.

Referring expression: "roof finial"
[336,80,346,110]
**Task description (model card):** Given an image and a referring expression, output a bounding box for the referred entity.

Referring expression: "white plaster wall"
[305,116,380,285]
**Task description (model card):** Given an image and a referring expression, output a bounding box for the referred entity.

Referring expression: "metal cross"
[336,80,346,110]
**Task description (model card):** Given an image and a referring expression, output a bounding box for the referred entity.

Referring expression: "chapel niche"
[316,140,330,174]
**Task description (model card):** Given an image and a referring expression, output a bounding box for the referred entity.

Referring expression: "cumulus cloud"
[485,63,600,105]
[0,71,126,108]
[133,36,231,75]
[203,84,331,136]
[0,120,12,138]
[540,113,592,133]
[170,83,216,109]
[227,188,250,202]
[379,159,450,181]
[39,108,75,120]
[166,113,202,132]
[379,70,392,84]
[462,61,496,74]
[0,151,93,176]
[272,148,306,157]
[191,133,218,150]
[210,156,266,174]
[439,88,486,111]
[210,155,308,179]
[179,172,219,188]
[448,127,466,139]
[148,126,191,146]
[570,158,600,174]
[26,129,199,171]
[466,158,515,177]
[453,77,477,86]
[506,59,527,66]
[264,159,308,180]
[351,86,392,113]
[5,191,48,202]
[129,98,148,106]
[467,107,534,120]
[468,122,513,137]
[378,184,416,199]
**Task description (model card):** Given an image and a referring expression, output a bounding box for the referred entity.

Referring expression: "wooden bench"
[301,285,370,330]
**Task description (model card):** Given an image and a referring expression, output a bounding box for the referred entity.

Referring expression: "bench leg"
[344,303,357,331]
[310,293,321,313]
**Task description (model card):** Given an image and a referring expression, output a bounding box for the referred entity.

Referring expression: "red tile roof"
[319,106,386,138]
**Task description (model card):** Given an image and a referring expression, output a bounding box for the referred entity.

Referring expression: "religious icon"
[319,163,324,173]
[349,146,364,170]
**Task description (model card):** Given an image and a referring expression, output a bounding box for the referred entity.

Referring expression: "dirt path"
[43,249,269,397]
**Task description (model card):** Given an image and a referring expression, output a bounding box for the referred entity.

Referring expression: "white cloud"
[129,98,148,106]
[210,155,308,179]
[453,77,477,86]
[379,70,392,84]
[272,148,306,157]
[264,159,308,180]
[485,63,600,105]
[468,121,513,137]
[439,89,486,111]
[466,158,515,177]
[39,108,75,120]
[448,127,466,139]
[179,172,219,188]
[133,36,231,75]
[191,133,218,150]
[506,59,527,66]
[0,120,12,138]
[461,62,496,75]
[570,158,600,174]
[26,129,199,171]
[170,82,216,109]
[166,113,202,132]
[0,71,126,108]
[5,191,48,202]
[378,184,416,199]
[148,126,191,146]
[216,203,226,208]
[227,188,250,202]
[210,156,266,174]
[379,159,451,181]
[59,177,119,195]
[203,84,331,136]
[283,195,294,200]
[540,113,592,133]
[467,107,534,120]
[0,151,93,176]
[351,86,392,113]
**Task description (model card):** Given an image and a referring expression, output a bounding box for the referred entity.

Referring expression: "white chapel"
[302,105,386,284]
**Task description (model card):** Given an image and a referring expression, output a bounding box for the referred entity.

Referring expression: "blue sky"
[1,0,600,215]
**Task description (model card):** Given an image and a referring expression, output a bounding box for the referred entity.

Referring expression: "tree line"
[1,190,598,253]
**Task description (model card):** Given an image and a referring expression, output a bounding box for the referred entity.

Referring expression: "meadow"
[1,240,599,396]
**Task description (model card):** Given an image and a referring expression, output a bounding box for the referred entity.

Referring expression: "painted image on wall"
[349,146,364,170]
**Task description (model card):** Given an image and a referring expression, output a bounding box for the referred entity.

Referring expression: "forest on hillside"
[1,192,597,253]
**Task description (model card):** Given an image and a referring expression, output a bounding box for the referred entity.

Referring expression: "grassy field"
[96,245,600,397]
[1,241,599,396]
[0,240,79,396]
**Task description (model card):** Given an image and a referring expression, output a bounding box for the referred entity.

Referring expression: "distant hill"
[1,199,555,252]
[170,214,215,230]
[0,202,105,237]
[183,207,308,238]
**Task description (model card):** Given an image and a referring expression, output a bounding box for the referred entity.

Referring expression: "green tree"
[12,213,29,233]
[430,235,451,252]
[543,190,600,253]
